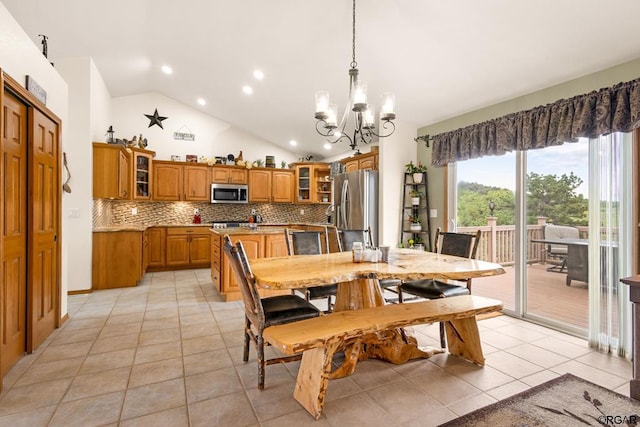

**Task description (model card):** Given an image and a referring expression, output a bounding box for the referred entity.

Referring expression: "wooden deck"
[471,263,590,330]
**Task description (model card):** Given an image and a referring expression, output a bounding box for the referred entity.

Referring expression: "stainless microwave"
[211,183,248,203]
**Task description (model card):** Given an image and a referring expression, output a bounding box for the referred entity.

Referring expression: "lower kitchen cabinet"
[165,227,211,268]
[147,227,166,268]
[92,231,144,289]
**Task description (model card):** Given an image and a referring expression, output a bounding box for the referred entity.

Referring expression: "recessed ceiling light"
[324,143,332,150]
[289,140,297,147]
[161,65,173,75]
[253,69,264,80]
[242,85,253,95]
[197,98,206,106]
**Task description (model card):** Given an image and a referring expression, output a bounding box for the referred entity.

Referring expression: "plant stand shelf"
[399,172,432,251]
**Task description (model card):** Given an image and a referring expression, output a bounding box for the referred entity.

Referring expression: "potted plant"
[405,161,428,183]
[408,214,422,232]
[409,189,424,205]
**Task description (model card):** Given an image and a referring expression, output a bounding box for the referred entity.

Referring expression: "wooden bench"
[263,294,503,419]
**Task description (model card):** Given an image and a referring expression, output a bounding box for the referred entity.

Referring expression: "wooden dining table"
[249,248,505,377]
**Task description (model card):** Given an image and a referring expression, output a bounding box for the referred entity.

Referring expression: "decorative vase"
[412,173,424,183]
[410,223,421,232]
[411,197,420,205]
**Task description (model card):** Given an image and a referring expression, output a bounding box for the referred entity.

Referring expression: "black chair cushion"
[306,284,338,299]
[262,294,321,327]
[402,279,470,299]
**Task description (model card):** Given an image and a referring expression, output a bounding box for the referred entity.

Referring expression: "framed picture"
[186,155,198,163]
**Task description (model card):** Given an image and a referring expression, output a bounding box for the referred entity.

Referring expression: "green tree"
[526,172,588,225]
[457,182,515,226]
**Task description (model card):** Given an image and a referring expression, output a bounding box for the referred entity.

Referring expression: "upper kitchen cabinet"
[131,147,155,200]
[314,165,332,204]
[93,142,131,199]
[153,160,210,201]
[290,162,332,204]
[340,149,378,172]
[211,165,248,184]
[293,164,312,203]
[248,168,294,203]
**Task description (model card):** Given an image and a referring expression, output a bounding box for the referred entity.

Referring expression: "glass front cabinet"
[132,148,155,200]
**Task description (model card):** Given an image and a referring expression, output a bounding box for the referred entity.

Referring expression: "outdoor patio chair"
[398,228,481,348]
[544,224,579,273]
[285,228,337,312]
[222,235,321,390]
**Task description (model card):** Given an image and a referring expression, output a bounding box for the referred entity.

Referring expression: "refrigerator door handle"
[341,179,349,228]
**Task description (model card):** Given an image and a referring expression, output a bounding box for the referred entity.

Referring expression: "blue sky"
[456,139,589,196]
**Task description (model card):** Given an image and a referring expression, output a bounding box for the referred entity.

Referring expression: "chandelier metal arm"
[364,120,396,139]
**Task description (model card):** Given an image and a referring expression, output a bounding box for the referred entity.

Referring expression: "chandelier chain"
[351,0,357,69]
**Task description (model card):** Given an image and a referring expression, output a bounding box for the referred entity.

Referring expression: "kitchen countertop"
[210,227,290,236]
[93,223,213,232]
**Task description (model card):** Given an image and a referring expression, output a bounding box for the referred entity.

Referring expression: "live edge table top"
[249,249,506,290]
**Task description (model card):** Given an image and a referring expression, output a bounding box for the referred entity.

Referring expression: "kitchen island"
[210,224,337,301]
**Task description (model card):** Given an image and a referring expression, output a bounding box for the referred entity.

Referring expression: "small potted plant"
[405,161,428,183]
[408,214,422,232]
[409,189,424,205]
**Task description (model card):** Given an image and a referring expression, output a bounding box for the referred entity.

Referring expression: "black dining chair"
[284,228,338,313]
[398,228,482,347]
[222,235,321,390]
[340,228,402,299]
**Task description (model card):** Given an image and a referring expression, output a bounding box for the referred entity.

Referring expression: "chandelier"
[314,0,396,151]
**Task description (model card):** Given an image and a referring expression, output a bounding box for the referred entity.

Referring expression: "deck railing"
[457,218,616,266]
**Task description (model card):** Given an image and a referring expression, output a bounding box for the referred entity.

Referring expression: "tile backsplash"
[93,199,330,227]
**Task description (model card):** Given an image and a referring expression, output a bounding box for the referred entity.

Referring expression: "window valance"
[431,77,640,166]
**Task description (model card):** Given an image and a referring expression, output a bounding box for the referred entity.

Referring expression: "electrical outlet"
[300,209,305,215]
[251,209,256,215]
[430,209,438,218]
[131,207,138,215]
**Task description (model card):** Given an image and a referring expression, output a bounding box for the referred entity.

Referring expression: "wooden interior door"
[29,107,59,350]
[1,89,27,375]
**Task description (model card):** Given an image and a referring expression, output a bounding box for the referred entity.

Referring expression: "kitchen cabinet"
[165,227,211,268]
[92,231,144,289]
[93,142,131,199]
[294,164,312,203]
[211,231,289,300]
[313,165,331,204]
[147,227,166,268]
[152,161,210,201]
[248,168,294,203]
[290,163,332,204]
[131,148,155,200]
[211,165,247,184]
[340,150,378,172]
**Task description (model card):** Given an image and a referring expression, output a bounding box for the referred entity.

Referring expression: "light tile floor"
[0,269,632,426]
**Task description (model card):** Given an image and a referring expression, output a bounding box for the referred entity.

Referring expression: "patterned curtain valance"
[431,77,640,166]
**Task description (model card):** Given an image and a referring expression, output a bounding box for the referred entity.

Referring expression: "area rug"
[440,374,640,426]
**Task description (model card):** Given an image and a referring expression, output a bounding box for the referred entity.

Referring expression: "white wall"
[111,92,298,165]
[378,120,418,247]
[55,57,112,292]
[0,3,69,314]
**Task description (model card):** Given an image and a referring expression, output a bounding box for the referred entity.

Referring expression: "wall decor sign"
[26,76,47,105]
[173,125,195,141]
[144,108,168,128]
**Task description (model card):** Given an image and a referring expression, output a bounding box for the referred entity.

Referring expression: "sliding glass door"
[524,140,589,334]
[451,134,633,345]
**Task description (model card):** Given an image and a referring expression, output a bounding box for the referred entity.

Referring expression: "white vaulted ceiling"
[3,0,640,159]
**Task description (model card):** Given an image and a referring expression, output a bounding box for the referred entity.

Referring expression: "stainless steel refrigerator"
[333,170,379,246]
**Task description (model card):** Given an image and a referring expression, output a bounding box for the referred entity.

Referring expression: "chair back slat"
[284,229,324,255]
[435,227,482,260]
[222,235,265,327]
[340,227,372,251]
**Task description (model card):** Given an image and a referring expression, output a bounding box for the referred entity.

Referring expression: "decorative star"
[144,108,168,129]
